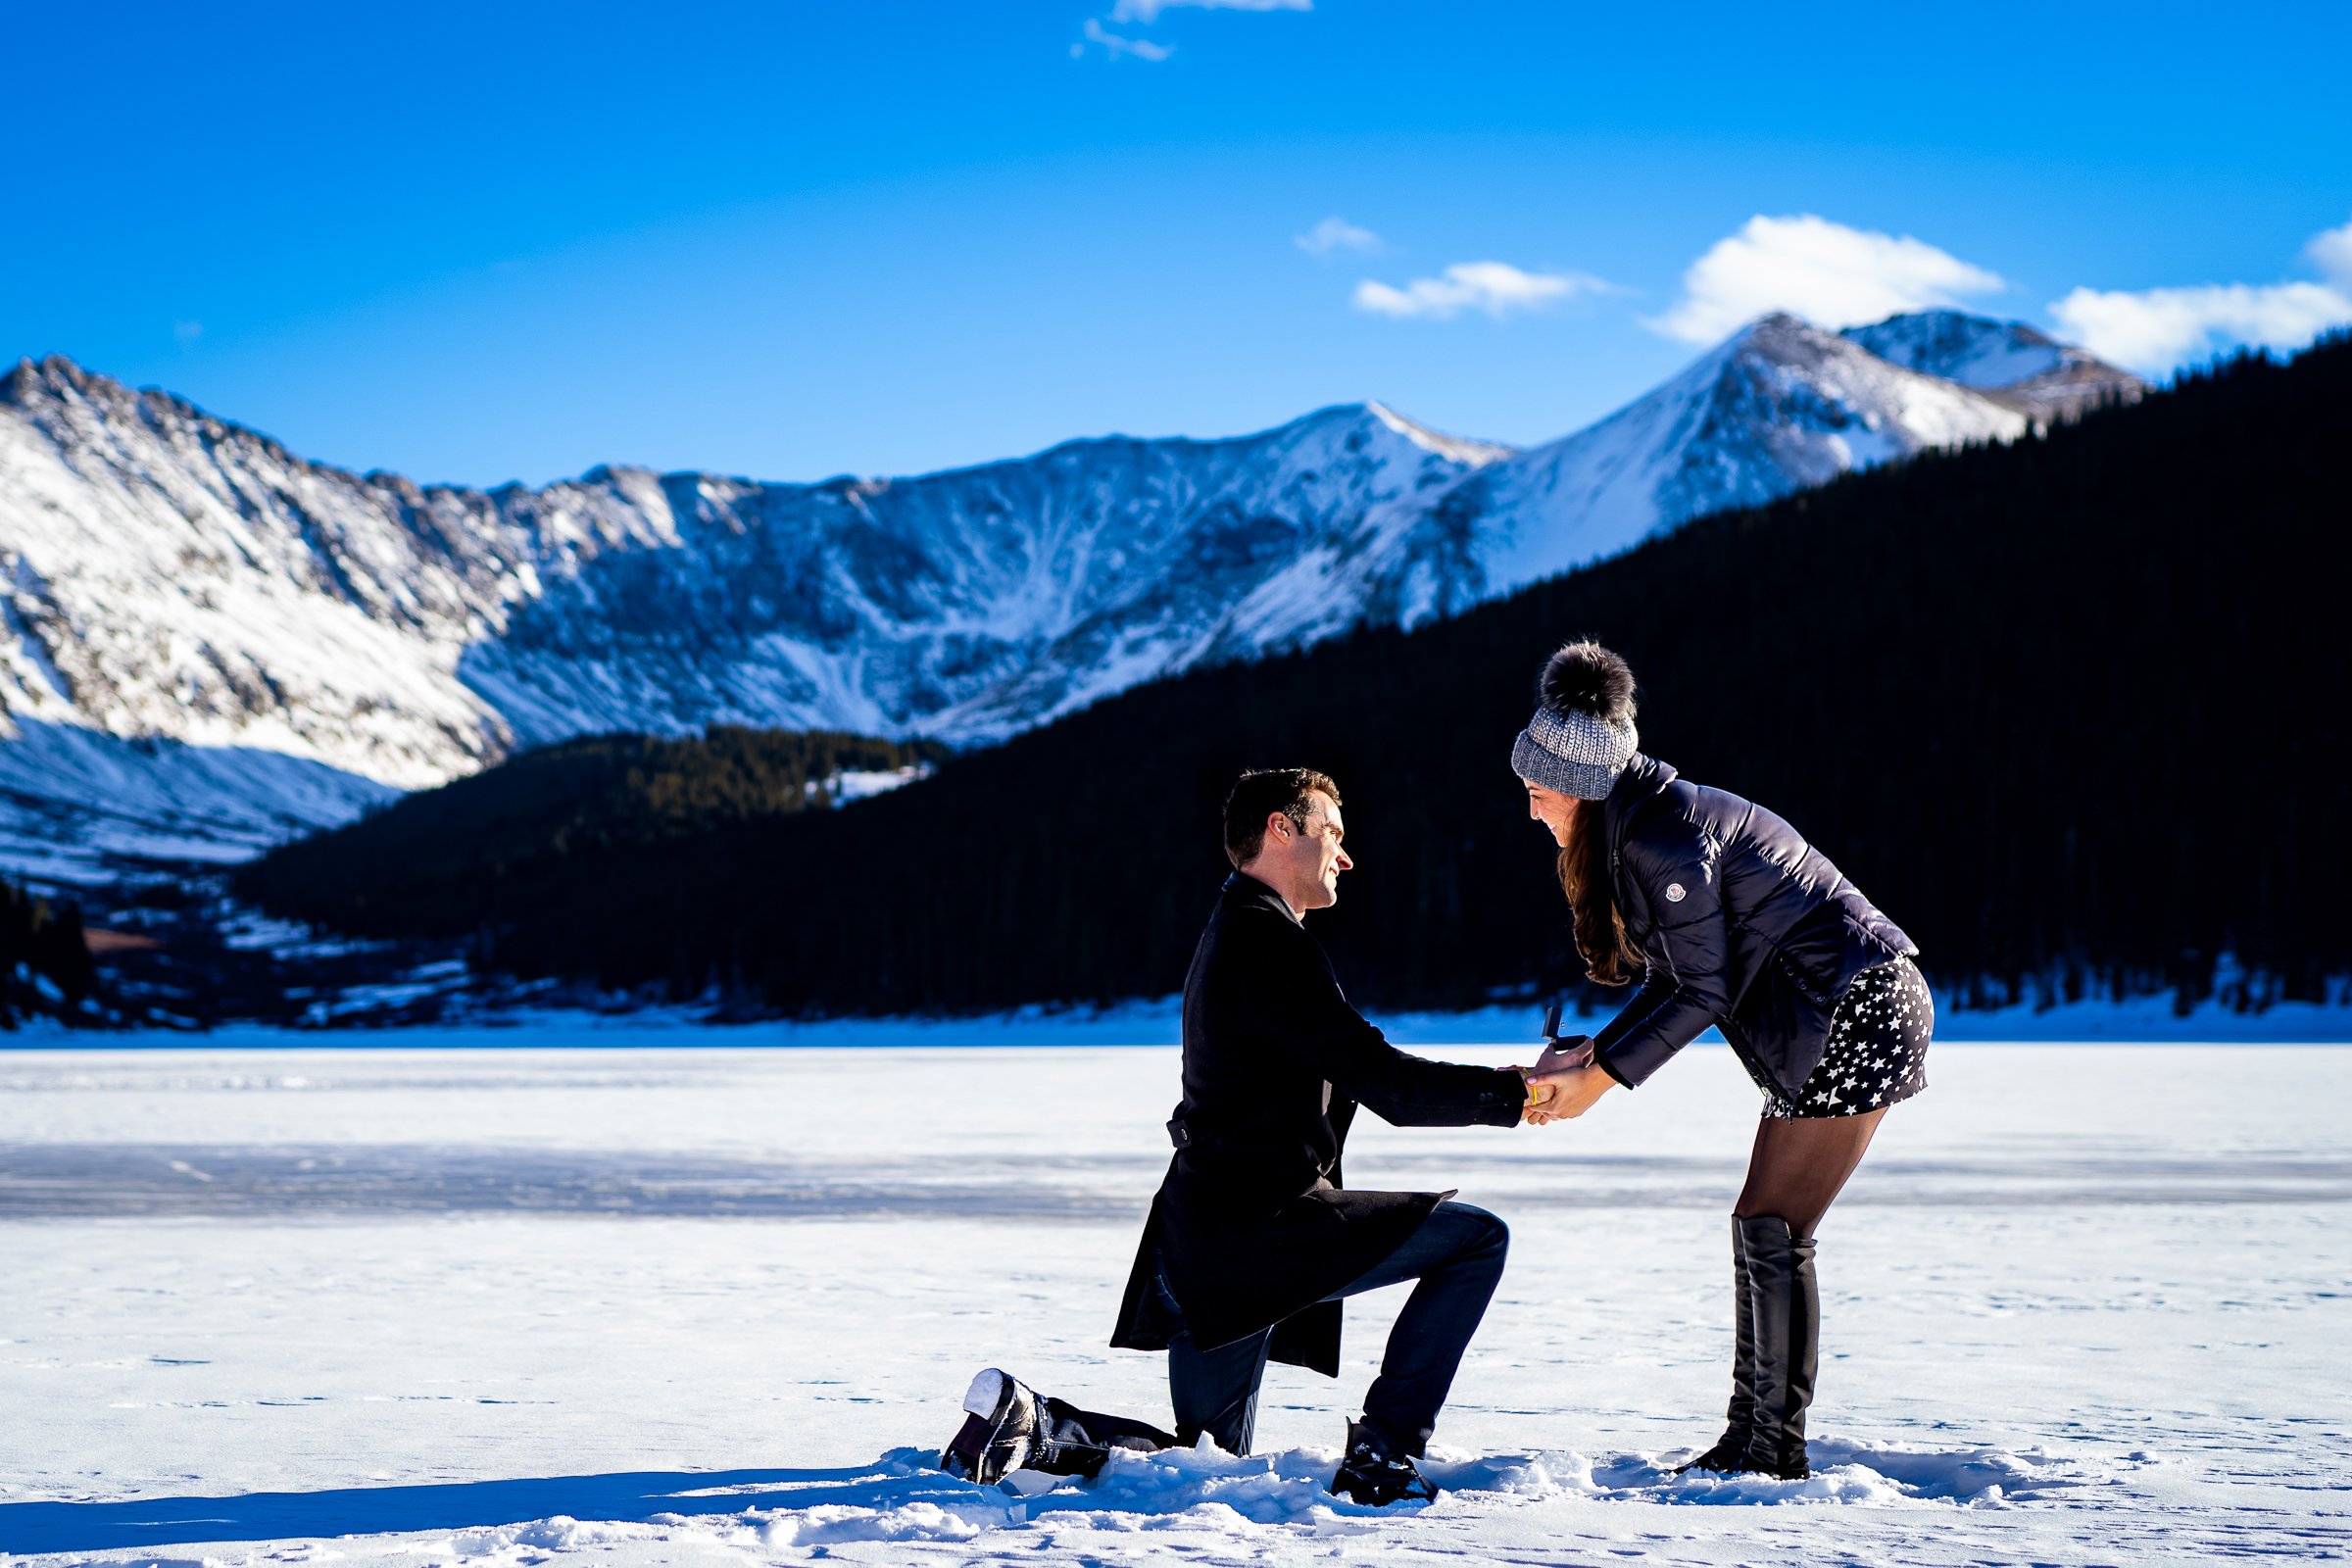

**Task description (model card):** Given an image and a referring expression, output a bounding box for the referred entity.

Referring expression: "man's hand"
[1516,1037,1602,1123]
[1524,1044,1615,1124]
[1517,1069,1562,1123]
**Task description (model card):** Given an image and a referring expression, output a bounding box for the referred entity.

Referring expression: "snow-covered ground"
[52,973,2336,1047]
[1,1039,2346,1566]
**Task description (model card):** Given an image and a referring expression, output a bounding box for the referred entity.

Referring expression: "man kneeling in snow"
[942,767,1552,1506]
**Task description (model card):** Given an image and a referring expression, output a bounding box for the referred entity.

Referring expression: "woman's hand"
[1534,1034,1594,1073]
[1513,1035,1595,1123]
[1524,1058,1616,1123]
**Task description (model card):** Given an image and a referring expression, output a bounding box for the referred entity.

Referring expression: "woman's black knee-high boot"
[1678,1218,1755,1474]
[1735,1214,1818,1480]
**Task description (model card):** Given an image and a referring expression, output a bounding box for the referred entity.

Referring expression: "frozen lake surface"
[1,1040,2346,1565]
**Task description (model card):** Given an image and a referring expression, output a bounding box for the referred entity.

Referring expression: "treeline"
[241,337,2352,1016]
[240,727,947,942]
[2,875,100,1029]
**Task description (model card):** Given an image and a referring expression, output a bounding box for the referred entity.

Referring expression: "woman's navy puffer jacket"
[1590,755,1917,1099]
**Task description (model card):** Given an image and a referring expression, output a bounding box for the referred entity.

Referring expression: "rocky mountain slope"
[0,311,2139,877]
[1432,312,2083,598]
[1840,309,2146,421]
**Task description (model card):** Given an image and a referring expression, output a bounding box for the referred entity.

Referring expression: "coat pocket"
[1774,945,1832,1007]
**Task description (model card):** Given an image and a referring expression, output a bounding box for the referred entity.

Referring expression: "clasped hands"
[1515,1035,1610,1125]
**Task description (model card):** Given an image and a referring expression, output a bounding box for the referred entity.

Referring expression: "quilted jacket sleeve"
[1591,815,1734,1088]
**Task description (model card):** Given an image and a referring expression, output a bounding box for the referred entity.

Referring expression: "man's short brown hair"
[1223,767,1342,868]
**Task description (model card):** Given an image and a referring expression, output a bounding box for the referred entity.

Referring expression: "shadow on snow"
[0,1439,2076,1555]
[0,1461,951,1555]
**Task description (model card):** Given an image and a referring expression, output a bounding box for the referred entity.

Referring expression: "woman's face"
[1525,780,1578,847]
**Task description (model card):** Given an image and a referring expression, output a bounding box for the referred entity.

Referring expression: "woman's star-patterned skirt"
[1762,955,1935,1120]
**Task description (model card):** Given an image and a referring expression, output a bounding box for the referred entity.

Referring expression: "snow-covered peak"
[5,353,131,408]
[1839,310,2145,420]
[0,358,1508,857]
[1436,311,2035,600]
[1841,310,2071,389]
[0,312,2141,879]
[1363,401,1514,466]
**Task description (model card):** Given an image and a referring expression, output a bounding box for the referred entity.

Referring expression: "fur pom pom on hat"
[1510,641,1639,800]
[1538,641,1636,729]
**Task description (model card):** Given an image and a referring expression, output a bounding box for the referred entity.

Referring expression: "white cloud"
[2305,219,2352,286]
[1111,0,1310,21]
[1297,217,1382,256]
[2048,280,2351,372]
[1078,18,1173,59]
[1647,214,2005,344]
[1079,0,1304,59]
[2042,218,2352,371]
[1352,261,1608,321]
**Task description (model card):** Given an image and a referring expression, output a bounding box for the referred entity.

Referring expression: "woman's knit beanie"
[1509,640,1639,800]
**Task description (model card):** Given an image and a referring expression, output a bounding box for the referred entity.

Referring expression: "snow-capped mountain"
[1840,309,2146,421]
[0,364,1504,872]
[1434,312,2132,598]
[459,399,1511,752]
[0,310,2137,877]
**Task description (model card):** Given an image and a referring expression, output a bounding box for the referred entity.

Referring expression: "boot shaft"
[1734,1214,1818,1479]
[1724,1216,1757,1434]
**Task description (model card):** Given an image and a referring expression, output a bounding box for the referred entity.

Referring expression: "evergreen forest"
[238,337,2352,1018]
[1,875,100,1028]
[239,727,947,951]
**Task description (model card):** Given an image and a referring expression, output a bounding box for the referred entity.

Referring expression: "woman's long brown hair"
[1558,798,1640,985]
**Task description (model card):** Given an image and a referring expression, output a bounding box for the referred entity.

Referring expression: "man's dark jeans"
[1164,1199,1510,1458]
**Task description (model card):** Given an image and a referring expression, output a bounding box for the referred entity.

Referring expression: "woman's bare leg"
[1734,1106,1887,1238]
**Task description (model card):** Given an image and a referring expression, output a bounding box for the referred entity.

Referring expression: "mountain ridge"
[0,312,2141,879]
[235,339,2340,1019]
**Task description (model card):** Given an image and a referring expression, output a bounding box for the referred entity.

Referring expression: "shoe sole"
[1331,1477,1440,1507]
[940,1368,1033,1486]
[1674,1457,1810,1481]
[964,1368,1012,1421]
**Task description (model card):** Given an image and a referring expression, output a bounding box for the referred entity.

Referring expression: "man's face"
[1276,791,1352,912]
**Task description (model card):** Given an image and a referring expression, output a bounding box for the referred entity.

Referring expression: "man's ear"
[1266,810,1291,844]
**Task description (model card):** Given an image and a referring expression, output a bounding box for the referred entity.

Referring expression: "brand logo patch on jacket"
[1665,883,1687,903]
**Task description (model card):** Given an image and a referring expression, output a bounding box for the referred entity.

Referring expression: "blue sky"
[10,0,2347,487]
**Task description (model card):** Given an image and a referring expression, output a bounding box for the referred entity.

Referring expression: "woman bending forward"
[1514,640,1933,1480]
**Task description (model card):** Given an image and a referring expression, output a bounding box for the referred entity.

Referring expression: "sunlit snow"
[0,1039,2341,1565]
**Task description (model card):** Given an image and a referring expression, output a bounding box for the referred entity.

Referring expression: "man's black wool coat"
[1110,872,1525,1376]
